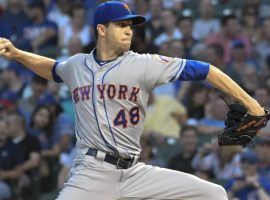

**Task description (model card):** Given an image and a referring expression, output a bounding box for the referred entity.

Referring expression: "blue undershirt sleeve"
[178,60,210,81]
[52,61,63,83]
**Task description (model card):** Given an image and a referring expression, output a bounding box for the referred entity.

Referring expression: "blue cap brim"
[111,15,145,25]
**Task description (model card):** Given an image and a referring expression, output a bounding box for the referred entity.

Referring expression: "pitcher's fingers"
[0,38,8,45]
[0,48,6,55]
[0,37,9,41]
[0,41,9,50]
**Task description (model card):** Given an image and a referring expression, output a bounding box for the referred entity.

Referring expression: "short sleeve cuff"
[178,60,210,81]
[52,61,63,83]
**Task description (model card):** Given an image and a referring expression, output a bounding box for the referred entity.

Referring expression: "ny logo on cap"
[123,3,131,12]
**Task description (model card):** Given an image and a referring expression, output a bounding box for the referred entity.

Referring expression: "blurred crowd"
[1,0,270,199]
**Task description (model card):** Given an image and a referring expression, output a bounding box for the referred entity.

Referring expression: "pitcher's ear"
[97,24,107,38]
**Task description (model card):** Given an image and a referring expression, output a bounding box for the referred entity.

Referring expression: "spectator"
[184,83,209,120]
[254,86,270,108]
[193,0,220,41]
[225,151,270,200]
[27,105,54,151]
[0,118,23,199]
[205,43,225,71]
[57,147,76,190]
[167,39,185,58]
[59,36,84,59]
[244,0,261,11]
[192,143,243,179]
[205,9,252,64]
[166,39,186,96]
[189,42,208,61]
[7,111,41,200]
[59,3,92,51]
[265,62,270,90]
[22,1,58,56]
[7,111,41,172]
[255,137,270,179]
[145,15,163,43]
[255,18,270,65]
[226,40,258,90]
[194,169,215,182]
[139,134,165,167]
[178,10,198,59]
[0,91,20,116]
[47,80,62,102]
[20,75,48,115]
[144,92,187,138]
[47,0,71,29]
[255,87,270,135]
[28,105,60,192]
[212,0,243,18]
[1,63,27,97]
[0,0,30,44]
[158,40,170,56]
[148,0,163,20]
[0,69,4,93]
[131,26,158,54]
[167,125,198,174]
[0,119,12,200]
[244,0,270,19]
[261,55,270,82]
[241,65,258,96]
[154,9,182,46]
[0,20,12,39]
[133,0,150,21]
[0,0,6,13]
[240,5,260,44]
[258,0,270,19]
[197,93,227,135]
[162,0,184,11]
[36,94,74,154]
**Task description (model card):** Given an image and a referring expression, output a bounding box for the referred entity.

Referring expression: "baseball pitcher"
[0,1,267,200]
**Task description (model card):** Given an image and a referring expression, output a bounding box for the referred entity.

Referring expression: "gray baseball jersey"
[54,50,186,158]
[54,50,228,200]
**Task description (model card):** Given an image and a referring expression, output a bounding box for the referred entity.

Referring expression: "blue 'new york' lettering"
[72,84,140,104]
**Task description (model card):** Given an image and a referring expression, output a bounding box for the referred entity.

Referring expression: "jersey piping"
[170,59,186,82]
[101,63,122,146]
[83,58,119,155]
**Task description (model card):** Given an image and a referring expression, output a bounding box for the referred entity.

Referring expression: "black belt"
[86,148,136,169]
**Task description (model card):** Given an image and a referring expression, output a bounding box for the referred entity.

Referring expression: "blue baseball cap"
[93,1,145,29]
[0,90,19,104]
[37,93,58,106]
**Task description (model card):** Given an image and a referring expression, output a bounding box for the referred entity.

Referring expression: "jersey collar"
[92,48,130,67]
[93,48,117,66]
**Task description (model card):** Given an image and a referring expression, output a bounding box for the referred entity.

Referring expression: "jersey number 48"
[113,106,140,128]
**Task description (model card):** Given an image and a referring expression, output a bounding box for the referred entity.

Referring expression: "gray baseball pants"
[56,148,228,200]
